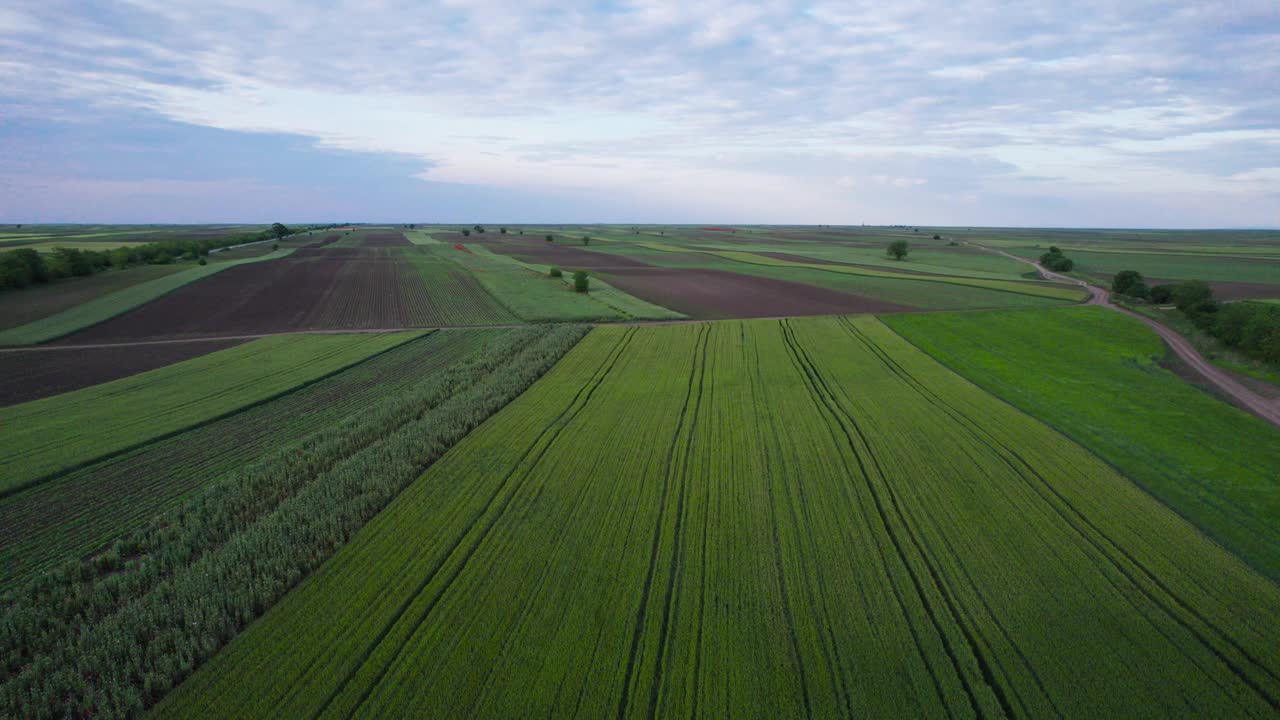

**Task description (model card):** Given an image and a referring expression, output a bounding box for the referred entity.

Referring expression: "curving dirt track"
[972,241,1280,428]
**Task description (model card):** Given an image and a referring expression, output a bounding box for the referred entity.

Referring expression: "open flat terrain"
[1,224,1278,719]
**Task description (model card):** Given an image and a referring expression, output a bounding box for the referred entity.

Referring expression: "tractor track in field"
[966,241,1280,430]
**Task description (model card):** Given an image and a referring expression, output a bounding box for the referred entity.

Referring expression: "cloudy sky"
[1,1,1277,226]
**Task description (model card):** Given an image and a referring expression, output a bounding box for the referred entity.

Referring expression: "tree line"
[0,223,308,292]
[1112,271,1280,364]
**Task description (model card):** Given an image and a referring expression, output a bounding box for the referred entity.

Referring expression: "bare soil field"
[598,266,913,318]
[0,338,246,406]
[0,265,188,330]
[359,231,411,247]
[493,240,655,269]
[62,249,444,341]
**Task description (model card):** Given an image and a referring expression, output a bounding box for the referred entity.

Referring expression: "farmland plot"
[162,317,1280,719]
[885,306,1280,580]
[0,330,501,588]
[0,332,421,497]
[0,325,589,718]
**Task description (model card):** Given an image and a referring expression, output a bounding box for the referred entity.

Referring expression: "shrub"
[549,267,562,278]
[887,240,909,261]
[582,236,591,246]
[461,229,471,237]
[272,243,279,251]
[1112,270,1148,298]
[1039,248,1074,272]
[572,270,589,293]
[198,258,207,266]
[1148,284,1174,304]
[545,235,554,242]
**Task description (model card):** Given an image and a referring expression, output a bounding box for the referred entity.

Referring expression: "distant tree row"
[0,224,307,292]
[1113,270,1280,364]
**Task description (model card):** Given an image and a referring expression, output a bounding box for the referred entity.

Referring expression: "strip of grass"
[161,317,1280,719]
[467,244,686,320]
[440,244,624,321]
[635,242,1086,301]
[885,305,1280,581]
[0,249,297,345]
[0,331,422,497]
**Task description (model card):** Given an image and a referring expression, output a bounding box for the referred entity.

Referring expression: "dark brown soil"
[61,248,435,342]
[0,339,246,406]
[598,267,915,319]
[360,231,411,247]
[493,241,654,270]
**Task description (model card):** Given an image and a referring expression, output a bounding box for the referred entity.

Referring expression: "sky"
[0,1,1277,227]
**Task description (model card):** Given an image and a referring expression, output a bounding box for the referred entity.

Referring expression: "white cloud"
[2,0,1278,225]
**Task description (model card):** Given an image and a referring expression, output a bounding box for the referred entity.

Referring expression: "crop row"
[397,247,519,325]
[161,317,1280,718]
[0,323,589,719]
[0,332,422,497]
[885,305,1280,581]
[0,330,505,589]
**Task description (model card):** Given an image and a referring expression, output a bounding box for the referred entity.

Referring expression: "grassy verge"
[1116,298,1280,388]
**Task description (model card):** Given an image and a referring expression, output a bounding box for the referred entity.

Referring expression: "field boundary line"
[0,331,428,503]
[315,328,637,720]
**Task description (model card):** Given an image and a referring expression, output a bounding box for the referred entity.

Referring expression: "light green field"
[1002,248,1280,285]
[441,244,625,322]
[0,331,421,497]
[0,248,296,345]
[26,240,152,253]
[466,244,685,320]
[886,306,1280,581]
[634,243,1086,301]
[159,317,1280,719]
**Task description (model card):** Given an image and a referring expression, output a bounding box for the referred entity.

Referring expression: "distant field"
[161,317,1280,719]
[0,329,497,589]
[886,306,1280,580]
[443,242,628,321]
[0,263,187,331]
[0,332,420,497]
[0,338,246,406]
[1005,247,1280,286]
[0,248,296,345]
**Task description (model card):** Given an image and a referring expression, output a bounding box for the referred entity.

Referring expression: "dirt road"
[970,242,1280,428]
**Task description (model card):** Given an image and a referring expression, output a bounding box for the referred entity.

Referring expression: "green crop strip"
[162,317,1280,719]
[0,331,422,497]
[0,324,590,718]
[885,305,1280,581]
[632,242,1087,301]
[0,330,511,590]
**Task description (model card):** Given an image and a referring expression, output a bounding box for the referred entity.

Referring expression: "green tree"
[1172,280,1213,312]
[461,229,471,237]
[1148,284,1174,304]
[572,270,589,292]
[270,223,290,239]
[887,239,909,260]
[549,267,562,278]
[545,234,554,242]
[1112,270,1148,298]
[582,236,591,246]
